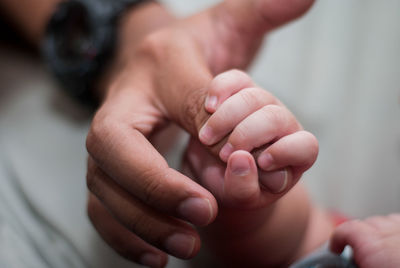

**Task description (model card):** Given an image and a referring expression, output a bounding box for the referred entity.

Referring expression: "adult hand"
[85,0,314,267]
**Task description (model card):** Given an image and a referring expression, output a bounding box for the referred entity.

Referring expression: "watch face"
[42,0,123,100]
[53,1,96,67]
[59,6,95,63]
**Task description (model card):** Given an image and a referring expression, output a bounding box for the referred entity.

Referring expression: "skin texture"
[181,70,331,267]
[0,0,315,267]
[3,1,399,267]
[85,1,315,266]
[330,214,400,268]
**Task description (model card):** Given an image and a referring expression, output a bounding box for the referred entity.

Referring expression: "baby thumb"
[223,151,260,208]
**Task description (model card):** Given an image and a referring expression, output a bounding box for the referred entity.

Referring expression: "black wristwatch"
[42,0,149,104]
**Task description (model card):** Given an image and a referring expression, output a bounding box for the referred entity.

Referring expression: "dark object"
[42,0,148,104]
[289,245,358,268]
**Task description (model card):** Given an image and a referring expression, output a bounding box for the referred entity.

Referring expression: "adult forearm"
[0,0,61,45]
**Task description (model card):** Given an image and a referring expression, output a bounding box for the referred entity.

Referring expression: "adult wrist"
[43,0,174,105]
[94,2,175,102]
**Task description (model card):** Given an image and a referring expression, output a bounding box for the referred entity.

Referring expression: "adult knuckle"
[125,210,155,242]
[137,31,170,62]
[86,111,118,157]
[86,112,105,155]
[86,196,99,224]
[114,246,138,262]
[137,29,186,64]
[86,160,98,191]
[140,169,168,207]
[86,168,101,195]
[181,87,208,132]
[86,172,96,192]
[104,231,140,262]
[86,160,107,198]
[85,129,97,157]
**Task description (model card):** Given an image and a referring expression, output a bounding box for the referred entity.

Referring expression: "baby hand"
[330,214,400,268]
[198,69,318,195]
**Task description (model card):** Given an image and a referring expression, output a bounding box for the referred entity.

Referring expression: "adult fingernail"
[220,143,234,162]
[199,125,214,145]
[230,155,250,176]
[259,169,288,194]
[178,197,213,226]
[258,153,274,170]
[140,253,163,268]
[165,233,196,259]
[205,95,218,111]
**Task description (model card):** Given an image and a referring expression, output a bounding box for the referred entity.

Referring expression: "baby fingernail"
[205,95,218,111]
[165,233,196,259]
[260,169,288,194]
[199,125,214,145]
[178,197,213,226]
[140,253,163,268]
[220,143,234,162]
[230,156,250,176]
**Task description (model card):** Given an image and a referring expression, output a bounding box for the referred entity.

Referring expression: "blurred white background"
[0,0,399,267]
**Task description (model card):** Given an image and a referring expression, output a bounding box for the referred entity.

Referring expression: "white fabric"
[0,0,399,267]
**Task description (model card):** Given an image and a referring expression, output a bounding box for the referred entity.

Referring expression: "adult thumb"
[205,0,314,71]
[219,0,314,35]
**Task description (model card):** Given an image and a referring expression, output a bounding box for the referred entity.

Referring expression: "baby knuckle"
[239,88,262,108]
[301,131,319,157]
[231,125,250,146]
[209,75,227,94]
[252,87,277,105]
[214,69,251,89]
[261,104,284,123]
[226,68,248,78]
[338,220,363,232]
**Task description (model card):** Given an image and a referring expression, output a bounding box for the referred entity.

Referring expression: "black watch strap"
[42,0,149,105]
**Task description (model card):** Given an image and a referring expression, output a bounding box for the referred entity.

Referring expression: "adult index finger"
[86,111,217,227]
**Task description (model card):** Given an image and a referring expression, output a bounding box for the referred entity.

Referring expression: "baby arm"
[182,70,334,267]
